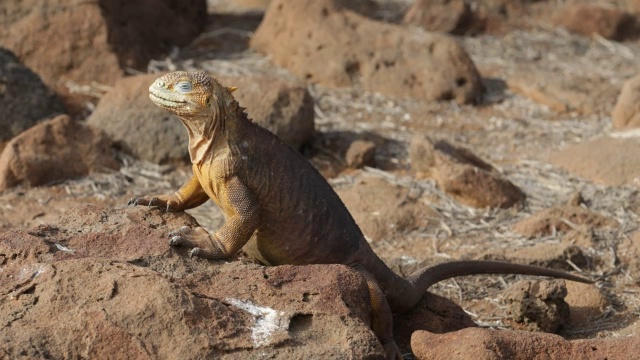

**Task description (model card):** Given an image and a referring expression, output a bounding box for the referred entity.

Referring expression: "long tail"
[393,260,593,313]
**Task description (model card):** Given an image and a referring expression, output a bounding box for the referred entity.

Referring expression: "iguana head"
[148,71,238,163]
[149,71,213,117]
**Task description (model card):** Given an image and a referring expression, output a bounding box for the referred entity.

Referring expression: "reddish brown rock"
[0,115,119,191]
[86,74,189,164]
[0,205,385,359]
[251,0,483,104]
[550,135,640,186]
[0,0,206,89]
[88,73,314,164]
[553,4,638,41]
[393,292,476,352]
[612,73,640,129]
[512,205,618,238]
[503,280,570,333]
[0,204,479,358]
[564,282,609,325]
[410,135,525,208]
[411,327,640,360]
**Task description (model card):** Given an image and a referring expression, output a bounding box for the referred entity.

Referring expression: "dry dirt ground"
[2,0,640,356]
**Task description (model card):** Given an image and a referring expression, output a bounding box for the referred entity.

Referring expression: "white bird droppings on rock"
[226,298,289,347]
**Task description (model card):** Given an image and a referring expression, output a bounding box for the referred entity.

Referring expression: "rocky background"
[1,0,640,358]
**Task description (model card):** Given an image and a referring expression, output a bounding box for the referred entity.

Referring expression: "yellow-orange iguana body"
[129,71,592,359]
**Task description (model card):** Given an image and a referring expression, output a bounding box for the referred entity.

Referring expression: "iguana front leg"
[128,174,209,212]
[169,176,259,260]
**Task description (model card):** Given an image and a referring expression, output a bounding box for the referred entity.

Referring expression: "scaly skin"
[129,71,593,360]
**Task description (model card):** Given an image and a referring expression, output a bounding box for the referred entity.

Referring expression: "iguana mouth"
[149,91,187,106]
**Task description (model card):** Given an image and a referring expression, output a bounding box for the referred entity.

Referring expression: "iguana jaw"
[149,79,206,118]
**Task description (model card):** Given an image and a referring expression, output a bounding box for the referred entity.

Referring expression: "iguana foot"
[168,226,225,259]
[128,195,181,212]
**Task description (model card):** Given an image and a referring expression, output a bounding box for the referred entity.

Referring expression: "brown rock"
[0,115,119,191]
[507,68,619,115]
[0,0,206,89]
[565,282,609,325]
[393,292,476,353]
[0,48,65,142]
[411,327,640,360]
[0,205,385,359]
[410,135,525,208]
[335,176,437,242]
[503,279,570,333]
[513,205,618,238]
[613,73,640,129]
[550,136,640,186]
[436,162,525,208]
[0,204,479,358]
[87,74,190,164]
[345,140,376,168]
[251,0,483,104]
[88,73,314,164]
[553,4,638,41]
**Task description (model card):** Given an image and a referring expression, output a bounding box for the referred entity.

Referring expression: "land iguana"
[129,71,593,360]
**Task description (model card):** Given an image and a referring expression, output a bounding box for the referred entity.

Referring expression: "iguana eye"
[175,81,192,93]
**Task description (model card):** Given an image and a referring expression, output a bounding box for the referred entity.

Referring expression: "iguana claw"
[169,236,182,246]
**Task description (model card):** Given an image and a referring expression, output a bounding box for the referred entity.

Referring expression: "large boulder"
[0,48,64,142]
[0,0,206,89]
[0,204,485,358]
[0,205,384,359]
[251,0,483,104]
